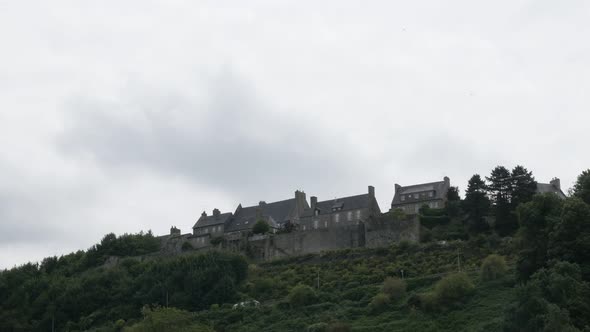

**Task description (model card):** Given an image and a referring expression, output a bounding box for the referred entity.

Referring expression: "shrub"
[287,284,317,307]
[368,293,390,312]
[252,220,270,234]
[181,241,193,252]
[481,254,508,281]
[382,277,406,302]
[433,272,474,307]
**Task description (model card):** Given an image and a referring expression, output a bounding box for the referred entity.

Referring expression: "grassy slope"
[194,240,517,332]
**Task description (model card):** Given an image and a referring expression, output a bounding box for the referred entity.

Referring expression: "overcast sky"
[1,1,589,269]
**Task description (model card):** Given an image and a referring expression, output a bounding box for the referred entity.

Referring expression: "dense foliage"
[1,167,589,331]
[0,235,247,332]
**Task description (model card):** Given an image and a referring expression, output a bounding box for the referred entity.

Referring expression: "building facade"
[298,186,381,231]
[391,177,451,214]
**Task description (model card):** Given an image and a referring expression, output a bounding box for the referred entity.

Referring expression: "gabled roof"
[225,198,299,233]
[536,183,566,199]
[193,212,232,229]
[301,194,371,217]
[391,178,449,206]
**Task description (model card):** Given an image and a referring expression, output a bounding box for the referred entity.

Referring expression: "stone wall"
[160,215,420,260]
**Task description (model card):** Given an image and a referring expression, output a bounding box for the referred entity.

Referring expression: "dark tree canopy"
[572,169,590,205]
[463,174,490,233]
[510,165,537,209]
[252,220,270,235]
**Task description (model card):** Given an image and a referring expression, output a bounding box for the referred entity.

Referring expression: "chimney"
[444,176,450,187]
[550,178,561,190]
[311,196,318,210]
[259,201,266,206]
[394,183,401,193]
[368,185,375,199]
[170,226,180,235]
[201,211,207,218]
[213,208,221,218]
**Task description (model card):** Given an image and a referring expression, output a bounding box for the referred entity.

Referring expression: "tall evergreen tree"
[463,174,490,232]
[510,165,537,210]
[487,166,513,235]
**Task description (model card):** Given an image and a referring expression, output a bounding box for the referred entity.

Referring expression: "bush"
[368,293,390,312]
[252,220,270,235]
[481,254,508,281]
[287,284,317,307]
[433,272,474,307]
[382,277,406,302]
[181,241,193,252]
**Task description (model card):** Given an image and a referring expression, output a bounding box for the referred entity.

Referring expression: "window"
[414,205,420,213]
[314,220,319,229]
[324,221,328,228]
[335,213,340,223]
[356,210,361,219]
[414,194,419,199]
[347,211,352,221]
[401,195,405,201]
[434,201,439,208]
[303,225,307,231]
[429,191,434,197]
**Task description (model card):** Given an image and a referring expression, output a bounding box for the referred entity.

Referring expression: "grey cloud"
[58,70,366,203]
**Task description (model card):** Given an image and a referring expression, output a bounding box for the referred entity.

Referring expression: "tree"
[446,186,461,217]
[481,254,508,281]
[287,284,317,307]
[252,220,270,235]
[487,166,515,235]
[548,197,590,279]
[503,262,590,331]
[516,194,563,280]
[510,165,537,209]
[463,174,490,233]
[571,169,590,205]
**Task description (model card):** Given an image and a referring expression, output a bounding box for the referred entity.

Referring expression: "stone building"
[192,208,233,247]
[298,186,381,231]
[224,190,309,238]
[391,177,451,214]
[536,178,567,199]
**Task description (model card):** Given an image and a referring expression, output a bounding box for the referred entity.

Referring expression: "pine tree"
[571,169,590,205]
[463,174,490,232]
[510,165,537,209]
[487,166,514,235]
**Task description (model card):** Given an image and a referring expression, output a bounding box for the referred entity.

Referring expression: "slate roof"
[225,198,301,233]
[301,194,371,217]
[536,183,566,199]
[193,212,232,229]
[391,179,448,206]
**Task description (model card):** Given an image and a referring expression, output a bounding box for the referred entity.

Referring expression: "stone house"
[298,186,381,231]
[391,177,451,214]
[192,208,233,247]
[224,190,309,239]
[536,178,567,199]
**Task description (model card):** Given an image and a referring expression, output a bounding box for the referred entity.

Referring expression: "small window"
[356,210,361,219]
[314,220,319,229]
[303,225,307,230]
[414,194,419,199]
[324,221,328,228]
[401,195,405,201]
[347,211,352,221]
[429,191,434,197]
[335,214,340,223]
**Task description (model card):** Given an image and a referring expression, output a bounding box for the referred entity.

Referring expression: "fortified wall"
[160,215,420,261]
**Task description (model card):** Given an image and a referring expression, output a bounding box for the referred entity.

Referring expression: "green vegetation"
[480,254,507,281]
[0,167,588,332]
[252,220,270,235]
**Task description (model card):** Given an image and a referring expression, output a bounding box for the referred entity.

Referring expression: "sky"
[1,0,589,269]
